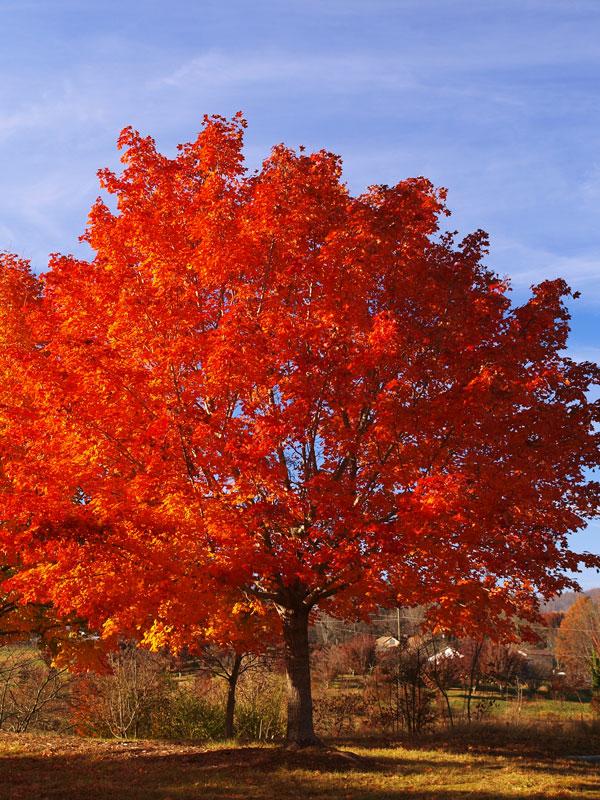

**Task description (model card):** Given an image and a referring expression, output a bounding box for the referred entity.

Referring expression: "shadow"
[1,740,599,800]
[335,719,600,761]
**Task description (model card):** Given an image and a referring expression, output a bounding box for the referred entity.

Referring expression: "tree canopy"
[1,114,599,743]
[556,595,600,686]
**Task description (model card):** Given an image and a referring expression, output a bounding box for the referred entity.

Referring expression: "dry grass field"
[2,725,600,800]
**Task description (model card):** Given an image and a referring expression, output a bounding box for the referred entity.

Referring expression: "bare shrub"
[338,634,378,677]
[0,645,73,733]
[74,643,169,738]
[365,642,437,737]
[151,677,226,740]
[313,691,366,737]
[234,668,286,741]
[482,641,529,697]
[423,638,464,727]
[312,634,377,690]
[193,648,272,738]
[457,638,487,722]
[311,644,348,688]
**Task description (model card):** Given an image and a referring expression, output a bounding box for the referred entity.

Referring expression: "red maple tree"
[1,115,599,744]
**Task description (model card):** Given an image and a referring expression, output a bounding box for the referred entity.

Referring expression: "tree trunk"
[278,604,320,746]
[225,653,242,739]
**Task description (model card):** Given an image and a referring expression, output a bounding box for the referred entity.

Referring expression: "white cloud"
[0,84,108,142]
[154,22,600,96]
[490,240,600,303]
[565,345,600,364]
[153,50,415,92]
[581,163,600,202]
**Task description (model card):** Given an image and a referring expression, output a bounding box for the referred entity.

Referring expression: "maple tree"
[556,596,600,687]
[1,114,599,744]
[0,257,52,646]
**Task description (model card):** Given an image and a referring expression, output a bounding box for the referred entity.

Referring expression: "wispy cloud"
[581,163,600,202]
[155,17,600,94]
[565,345,600,364]
[492,240,600,302]
[153,50,416,92]
[0,92,107,142]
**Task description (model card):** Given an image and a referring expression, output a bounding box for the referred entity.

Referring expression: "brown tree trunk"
[278,604,320,746]
[225,653,242,739]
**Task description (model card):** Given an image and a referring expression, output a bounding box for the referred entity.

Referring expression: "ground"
[2,729,599,800]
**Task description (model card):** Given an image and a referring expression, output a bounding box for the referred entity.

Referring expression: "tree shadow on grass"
[339,720,600,762]
[1,745,599,800]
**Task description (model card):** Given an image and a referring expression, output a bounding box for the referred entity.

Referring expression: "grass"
[443,689,593,723]
[2,724,600,800]
[332,676,594,721]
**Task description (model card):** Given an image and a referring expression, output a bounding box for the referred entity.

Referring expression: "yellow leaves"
[140,620,175,653]
[101,618,119,639]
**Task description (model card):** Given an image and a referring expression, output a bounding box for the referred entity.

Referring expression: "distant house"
[376,635,400,650]
[428,646,463,664]
[518,648,556,680]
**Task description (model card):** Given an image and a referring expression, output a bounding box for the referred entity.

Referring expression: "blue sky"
[1,0,599,587]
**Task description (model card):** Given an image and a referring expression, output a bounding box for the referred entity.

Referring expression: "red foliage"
[0,116,599,738]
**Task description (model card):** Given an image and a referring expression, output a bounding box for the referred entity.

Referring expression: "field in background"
[324,675,595,735]
[441,688,592,723]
